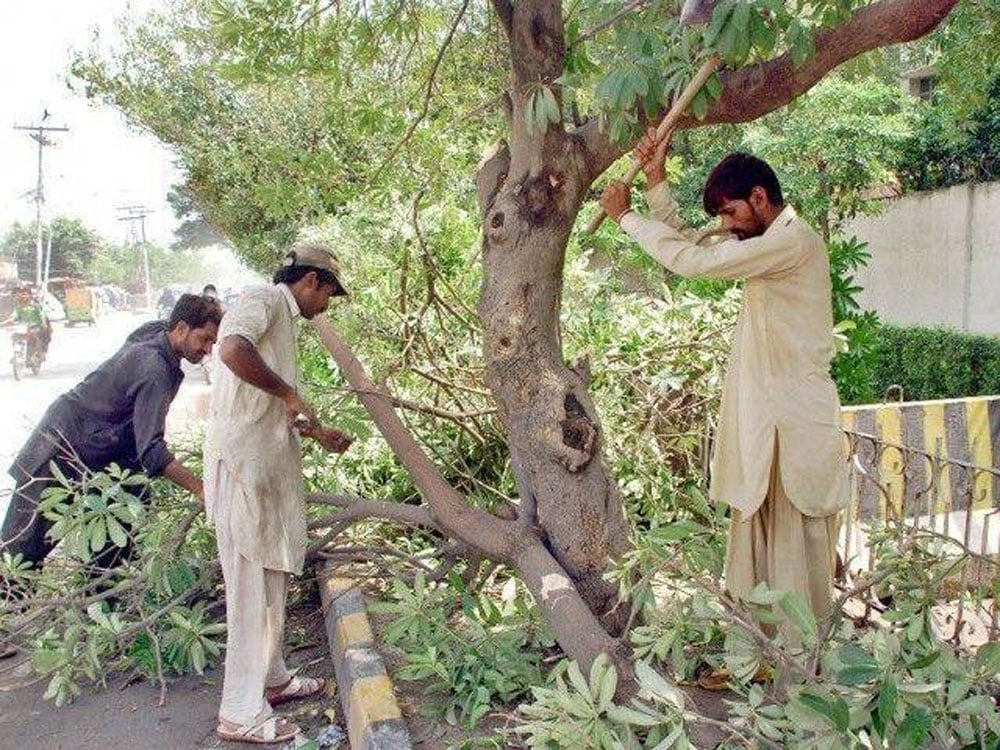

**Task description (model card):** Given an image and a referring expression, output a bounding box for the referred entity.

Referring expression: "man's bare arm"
[218,334,315,423]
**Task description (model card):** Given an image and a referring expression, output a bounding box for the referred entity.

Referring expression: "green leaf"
[566,660,592,701]
[838,663,882,686]
[905,615,924,641]
[190,639,206,674]
[951,694,993,716]
[895,707,931,749]
[975,642,1000,673]
[905,650,940,671]
[703,0,735,47]
[540,85,560,126]
[837,643,874,667]
[106,515,128,548]
[897,681,944,695]
[605,704,662,727]
[635,660,685,709]
[750,12,776,57]
[877,677,897,731]
[704,71,723,101]
[593,655,617,712]
[690,90,708,121]
[729,2,752,64]
[742,582,785,606]
[778,591,817,643]
[797,692,850,732]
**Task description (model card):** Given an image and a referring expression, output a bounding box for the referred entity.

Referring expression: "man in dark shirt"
[1,294,222,566]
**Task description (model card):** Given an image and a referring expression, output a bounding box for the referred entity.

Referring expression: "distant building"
[903,65,935,101]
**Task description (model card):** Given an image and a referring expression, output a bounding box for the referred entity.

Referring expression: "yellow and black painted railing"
[839,395,1000,644]
[841,395,1000,521]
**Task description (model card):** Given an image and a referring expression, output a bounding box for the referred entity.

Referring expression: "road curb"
[317,562,412,750]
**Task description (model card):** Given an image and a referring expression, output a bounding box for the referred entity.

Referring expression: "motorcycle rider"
[3,285,51,358]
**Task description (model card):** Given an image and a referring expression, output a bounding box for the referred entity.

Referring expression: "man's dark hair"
[202,284,217,295]
[167,294,223,331]
[272,265,345,295]
[703,152,784,216]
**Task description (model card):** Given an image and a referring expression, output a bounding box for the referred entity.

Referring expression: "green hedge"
[865,325,1000,403]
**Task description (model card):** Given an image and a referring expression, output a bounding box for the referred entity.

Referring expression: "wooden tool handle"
[586,54,721,234]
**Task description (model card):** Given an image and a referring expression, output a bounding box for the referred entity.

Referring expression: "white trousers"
[208,462,293,726]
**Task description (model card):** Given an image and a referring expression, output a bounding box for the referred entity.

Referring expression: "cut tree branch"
[309,318,638,692]
[579,0,959,180]
[701,0,959,126]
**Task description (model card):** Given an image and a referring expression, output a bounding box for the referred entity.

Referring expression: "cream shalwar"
[204,283,305,726]
[620,183,849,624]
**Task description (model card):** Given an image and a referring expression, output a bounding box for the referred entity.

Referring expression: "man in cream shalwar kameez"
[601,140,849,633]
[205,245,351,744]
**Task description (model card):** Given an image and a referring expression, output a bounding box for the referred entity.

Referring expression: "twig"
[571,0,650,49]
[372,0,474,180]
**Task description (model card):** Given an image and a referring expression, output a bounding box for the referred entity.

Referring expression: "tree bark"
[310,318,635,685]
[477,0,632,633]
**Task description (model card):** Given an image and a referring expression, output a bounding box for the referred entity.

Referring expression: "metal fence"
[840,425,1000,646]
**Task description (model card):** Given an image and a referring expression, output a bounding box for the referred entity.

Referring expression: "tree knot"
[518,171,562,227]
[559,392,597,472]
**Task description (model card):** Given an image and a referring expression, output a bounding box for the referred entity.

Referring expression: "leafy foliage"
[0,459,224,707]
[0,213,211,291]
[516,517,1000,748]
[371,571,549,728]
[865,325,1000,403]
[898,72,1000,191]
[1,216,103,281]
[828,236,882,405]
[72,0,506,266]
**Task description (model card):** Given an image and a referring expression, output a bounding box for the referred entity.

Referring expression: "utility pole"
[14,113,69,288]
[117,205,153,310]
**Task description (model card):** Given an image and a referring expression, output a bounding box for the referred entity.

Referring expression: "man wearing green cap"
[205,243,353,744]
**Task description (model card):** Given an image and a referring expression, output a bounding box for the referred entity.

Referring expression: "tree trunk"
[476,138,632,631]
[310,318,635,688]
[476,0,637,632]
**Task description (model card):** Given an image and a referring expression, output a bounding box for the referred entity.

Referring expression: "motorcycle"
[11,329,45,380]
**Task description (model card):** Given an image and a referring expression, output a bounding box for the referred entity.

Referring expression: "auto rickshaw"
[64,286,98,326]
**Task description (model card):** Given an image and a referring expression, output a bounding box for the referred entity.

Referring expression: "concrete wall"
[844,181,1000,335]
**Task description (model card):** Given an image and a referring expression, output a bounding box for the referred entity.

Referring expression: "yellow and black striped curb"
[317,563,412,750]
[842,395,1000,519]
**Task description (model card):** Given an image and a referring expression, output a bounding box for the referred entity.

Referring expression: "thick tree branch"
[306,491,439,530]
[310,317,515,559]
[309,318,635,687]
[579,0,959,180]
[701,0,959,126]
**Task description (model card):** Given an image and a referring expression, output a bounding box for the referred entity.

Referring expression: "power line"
[14,114,69,287]
[117,205,153,310]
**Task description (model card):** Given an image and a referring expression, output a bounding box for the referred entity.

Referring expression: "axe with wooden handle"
[585,52,721,234]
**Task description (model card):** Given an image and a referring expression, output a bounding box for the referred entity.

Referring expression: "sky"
[0,0,181,247]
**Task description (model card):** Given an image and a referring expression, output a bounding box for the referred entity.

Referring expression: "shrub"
[865,325,1000,403]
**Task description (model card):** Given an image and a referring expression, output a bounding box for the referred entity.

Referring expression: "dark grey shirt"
[9,326,184,484]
